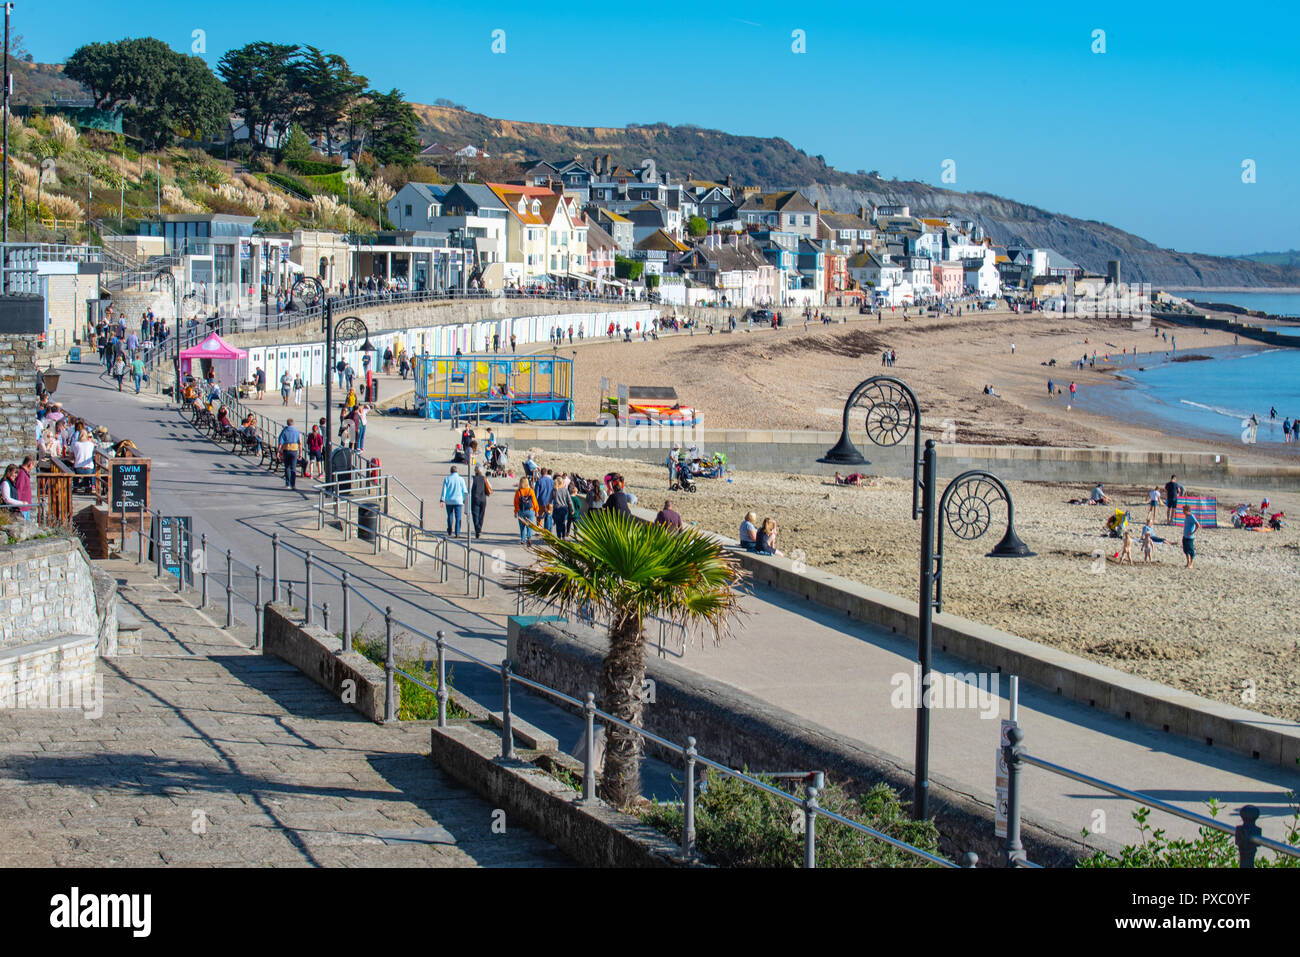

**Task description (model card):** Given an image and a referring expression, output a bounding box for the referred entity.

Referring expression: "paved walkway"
[52,360,1300,858]
[0,560,568,867]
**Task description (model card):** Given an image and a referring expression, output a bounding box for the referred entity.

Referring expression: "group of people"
[737,511,783,556]
[880,348,898,367]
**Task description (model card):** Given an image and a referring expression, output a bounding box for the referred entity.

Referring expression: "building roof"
[489,186,546,224]
[819,211,871,232]
[738,190,817,214]
[848,251,886,269]
[635,230,688,253]
[443,183,508,212]
[487,182,554,198]
[401,182,446,206]
[585,221,618,250]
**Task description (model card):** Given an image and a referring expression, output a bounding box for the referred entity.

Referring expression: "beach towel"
[1180,495,1218,529]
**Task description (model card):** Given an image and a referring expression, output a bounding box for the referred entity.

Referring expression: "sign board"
[111,459,149,512]
[149,515,193,584]
[995,719,1017,838]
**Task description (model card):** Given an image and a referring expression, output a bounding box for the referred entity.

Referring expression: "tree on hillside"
[687,215,707,238]
[217,42,300,150]
[63,38,231,148]
[292,47,367,155]
[519,510,745,809]
[363,88,420,167]
[279,124,312,166]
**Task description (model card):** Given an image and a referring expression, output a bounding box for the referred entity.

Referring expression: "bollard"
[224,549,234,629]
[1004,725,1027,867]
[304,551,313,625]
[177,524,186,594]
[340,571,351,652]
[683,737,697,860]
[583,692,597,802]
[137,502,145,564]
[286,581,294,611]
[1236,806,1262,868]
[961,852,979,869]
[154,511,162,578]
[803,771,824,868]
[199,534,208,608]
[254,564,263,651]
[465,544,472,596]
[322,601,330,633]
[271,533,280,602]
[383,606,396,723]
[405,526,413,569]
[477,550,485,599]
[317,490,324,531]
[435,631,448,727]
[500,659,514,759]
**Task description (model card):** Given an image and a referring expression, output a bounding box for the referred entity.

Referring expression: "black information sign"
[111,460,149,512]
[148,515,193,584]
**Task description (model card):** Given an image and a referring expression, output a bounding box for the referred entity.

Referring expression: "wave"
[1178,399,1287,427]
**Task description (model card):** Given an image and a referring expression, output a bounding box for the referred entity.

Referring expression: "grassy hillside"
[10,60,87,107]
[1237,250,1300,267]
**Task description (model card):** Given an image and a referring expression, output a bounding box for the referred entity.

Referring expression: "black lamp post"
[822,378,1033,821]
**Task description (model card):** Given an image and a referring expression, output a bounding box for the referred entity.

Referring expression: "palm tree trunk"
[600,611,645,808]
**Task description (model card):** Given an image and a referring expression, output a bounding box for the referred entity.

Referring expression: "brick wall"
[0,538,99,652]
[0,334,38,463]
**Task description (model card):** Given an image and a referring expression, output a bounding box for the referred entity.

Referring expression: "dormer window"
[517,198,526,215]
[531,199,541,216]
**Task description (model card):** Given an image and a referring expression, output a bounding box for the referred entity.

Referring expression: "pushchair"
[486,443,510,477]
[670,462,697,493]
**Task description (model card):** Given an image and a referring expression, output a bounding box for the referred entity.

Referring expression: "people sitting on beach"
[834,472,865,486]
[982,384,1000,397]
[1090,483,1111,505]
[739,511,758,550]
[755,518,784,557]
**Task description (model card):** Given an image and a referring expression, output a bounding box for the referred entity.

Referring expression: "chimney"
[725,173,733,190]
[604,153,612,175]
[815,200,822,213]
[858,205,867,220]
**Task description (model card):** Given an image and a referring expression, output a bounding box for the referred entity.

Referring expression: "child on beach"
[1119,527,1134,566]
[1140,523,1154,562]
[1146,488,1161,523]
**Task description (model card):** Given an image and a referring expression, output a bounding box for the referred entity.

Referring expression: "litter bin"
[330,448,355,492]
[357,503,379,542]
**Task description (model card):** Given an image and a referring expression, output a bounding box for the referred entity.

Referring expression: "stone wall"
[0,334,38,463]
[0,635,98,711]
[0,538,99,652]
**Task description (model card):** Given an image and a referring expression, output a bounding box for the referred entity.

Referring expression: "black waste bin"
[357,503,379,542]
[330,448,355,491]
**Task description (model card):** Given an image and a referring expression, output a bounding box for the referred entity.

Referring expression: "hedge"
[288,158,345,176]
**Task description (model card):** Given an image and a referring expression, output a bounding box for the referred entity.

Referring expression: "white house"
[963,258,1001,297]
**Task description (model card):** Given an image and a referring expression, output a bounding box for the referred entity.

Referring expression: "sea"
[1093,291,1300,445]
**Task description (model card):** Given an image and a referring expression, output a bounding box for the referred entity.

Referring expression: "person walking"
[514,476,539,543]
[1181,503,1201,569]
[469,465,491,539]
[440,465,468,537]
[1145,486,1162,524]
[111,355,127,391]
[131,353,145,394]
[277,419,302,489]
[534,467,555,532]
[306,424,324,480]
[255,366,266,400]
[355,405,368,451]
[280,371,292,406]
[292,373,304,406]
[552,474,572,539]
[1068,381,1077,403]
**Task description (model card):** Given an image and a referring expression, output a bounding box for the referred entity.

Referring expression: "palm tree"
[519,508,746,808]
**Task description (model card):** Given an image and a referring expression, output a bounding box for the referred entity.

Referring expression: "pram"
[670,462,697,493]
[486,443,510,477]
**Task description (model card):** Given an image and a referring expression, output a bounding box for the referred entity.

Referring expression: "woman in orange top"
[514,477,539,544]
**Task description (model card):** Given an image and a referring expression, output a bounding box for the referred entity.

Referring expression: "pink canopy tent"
[179,332,248,390]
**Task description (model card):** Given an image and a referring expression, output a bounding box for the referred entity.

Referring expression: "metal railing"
[1002,724,1300,869]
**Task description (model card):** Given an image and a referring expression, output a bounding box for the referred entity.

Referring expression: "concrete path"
[53,360,1300,859]
[0,560,569,867]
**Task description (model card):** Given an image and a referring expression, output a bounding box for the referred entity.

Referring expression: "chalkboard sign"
[149,515,193,584]
[111,459,149,512]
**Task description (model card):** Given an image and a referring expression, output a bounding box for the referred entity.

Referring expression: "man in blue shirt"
[440,465,467,536]
[534,468,555,531]
[1181,504,1201,570]
[277,419,302,489]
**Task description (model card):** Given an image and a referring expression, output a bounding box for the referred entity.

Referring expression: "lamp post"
[821,377,1033,821]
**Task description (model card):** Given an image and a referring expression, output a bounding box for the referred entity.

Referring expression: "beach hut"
[179,332,249,391]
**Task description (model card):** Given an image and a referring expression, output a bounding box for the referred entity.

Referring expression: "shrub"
[1078,800,1300,868]
[288,158,345,177]
[640,770,941,868]
[351,635,469,721]
[264,171,312,200]
[48,115,79,154]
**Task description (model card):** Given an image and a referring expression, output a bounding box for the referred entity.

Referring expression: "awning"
[566,270,599,283]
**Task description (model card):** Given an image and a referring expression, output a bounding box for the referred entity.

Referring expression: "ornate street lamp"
[822,378,1033,820]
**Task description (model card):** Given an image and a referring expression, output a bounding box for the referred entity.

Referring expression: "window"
[803,216,811,226]
[405,205,413,216]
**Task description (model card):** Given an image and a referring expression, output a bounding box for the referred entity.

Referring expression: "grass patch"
[350,633,471,721]
[639,769,941,868]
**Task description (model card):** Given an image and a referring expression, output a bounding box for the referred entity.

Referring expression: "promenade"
[51,359,1300,858]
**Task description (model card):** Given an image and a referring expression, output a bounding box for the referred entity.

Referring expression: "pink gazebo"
[179,332,248,390]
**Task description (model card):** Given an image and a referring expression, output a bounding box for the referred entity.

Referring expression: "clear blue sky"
[19,0,1299,256]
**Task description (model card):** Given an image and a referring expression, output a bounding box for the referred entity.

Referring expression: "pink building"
[933,261,965,298]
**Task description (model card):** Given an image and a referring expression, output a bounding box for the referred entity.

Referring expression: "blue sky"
[20,0,1299,256]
